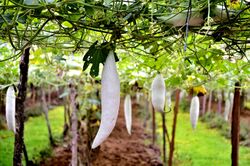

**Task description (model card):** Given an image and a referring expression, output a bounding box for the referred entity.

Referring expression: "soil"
[40,100,163,166]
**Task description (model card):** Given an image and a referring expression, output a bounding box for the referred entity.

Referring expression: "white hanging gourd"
[190,96,199,129]
[151,74,166,112]
[5,86,16,133]
[92,50,120,149]
[124,94,132,135]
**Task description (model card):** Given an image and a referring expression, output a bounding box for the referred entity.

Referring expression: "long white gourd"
[91,50,120,149]
[190,96,199,129]
[5,86,16,133]
[151,74,166,112]
[224,99,231,121]
[124,94,132,135]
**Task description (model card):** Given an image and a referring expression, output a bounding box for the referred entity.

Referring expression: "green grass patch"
[0,106,64,166]
[156,110,250,166]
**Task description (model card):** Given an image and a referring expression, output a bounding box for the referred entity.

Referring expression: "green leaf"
[62,21,73,28]
[82,41,114,77]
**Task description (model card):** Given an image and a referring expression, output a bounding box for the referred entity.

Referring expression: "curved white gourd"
[91,50,120,149]
[5,86,16,133]
[190,96,199,129]
[124,94,132,135]
[224,99,231,121]
[151,74,166,112]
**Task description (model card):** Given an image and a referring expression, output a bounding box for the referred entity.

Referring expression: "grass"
[0,106,64,166]
[156,110,250,166]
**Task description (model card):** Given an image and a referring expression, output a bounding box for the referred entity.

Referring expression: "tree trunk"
[208,91,212,112]
[70,84,78,166]
[169,89,180,166]
[41,88,54,146]
[231,82,240,166]
[162,112,166,164]
[14,47,30,166]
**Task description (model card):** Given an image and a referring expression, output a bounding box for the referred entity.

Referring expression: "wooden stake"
[231,82,240,166]
[168,89,180,166]
[70,83,78,166]
[41,88,54,146]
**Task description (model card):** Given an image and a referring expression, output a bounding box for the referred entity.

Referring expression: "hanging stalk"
[161,112,166,164]
[41,88,54,146]
[70,84,78,166]
[14,47,30,166]
[169,89,180,166]
[231,82,240,166]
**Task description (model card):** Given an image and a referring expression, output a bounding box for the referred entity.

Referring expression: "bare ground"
[40,100,163,166]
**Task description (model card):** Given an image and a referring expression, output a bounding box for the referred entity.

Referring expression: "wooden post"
[70,83,78,166]
[41,88,54,146]
[231,82,240,166]
[168,89,180,166]
[14,47,30,166]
